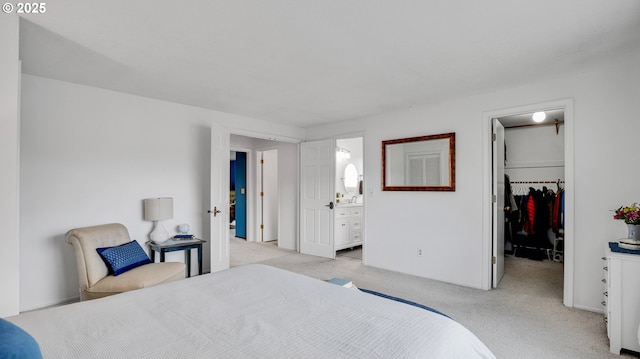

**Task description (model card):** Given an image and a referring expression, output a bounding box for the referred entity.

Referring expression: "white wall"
[505,125,565,169]
[19,75,304,310]
[0,15,21,317]
[505,125,565,184]
[306,48,640,312]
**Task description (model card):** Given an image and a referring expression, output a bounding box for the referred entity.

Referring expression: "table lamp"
[144,197,173,243]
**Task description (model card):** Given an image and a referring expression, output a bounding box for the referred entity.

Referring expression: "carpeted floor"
[230,238,636,359]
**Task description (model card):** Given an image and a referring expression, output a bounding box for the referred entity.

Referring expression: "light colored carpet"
[230,238,635,359]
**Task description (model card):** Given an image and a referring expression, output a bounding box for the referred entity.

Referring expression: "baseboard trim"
[573,304,603,314]
[21,296,80,314]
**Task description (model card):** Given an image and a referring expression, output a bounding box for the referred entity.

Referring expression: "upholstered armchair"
[65,223,185,301]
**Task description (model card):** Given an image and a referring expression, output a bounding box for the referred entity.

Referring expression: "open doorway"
[493,109,566,302]
[229,134,299,267]
[230,150,247,239]
[335,137,364,261]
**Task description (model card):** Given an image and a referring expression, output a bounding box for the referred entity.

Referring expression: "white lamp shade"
[144,198,173,221]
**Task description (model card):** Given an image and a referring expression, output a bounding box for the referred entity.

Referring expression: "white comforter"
[8,264,495,358]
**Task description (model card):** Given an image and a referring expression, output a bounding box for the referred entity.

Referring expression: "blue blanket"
[359,288,451,319]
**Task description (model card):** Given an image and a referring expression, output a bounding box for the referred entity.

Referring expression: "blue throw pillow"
[97,240,151,276]
[0,318,43,359]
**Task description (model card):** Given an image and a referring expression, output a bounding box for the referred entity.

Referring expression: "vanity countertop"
[336,203,362,208]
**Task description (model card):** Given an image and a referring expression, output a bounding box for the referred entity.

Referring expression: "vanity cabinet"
[335,205,363,251]
[603,245,640,354]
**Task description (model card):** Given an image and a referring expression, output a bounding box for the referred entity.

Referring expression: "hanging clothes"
[523,188,537,234]
[551,187,564,235]
[504,175,519,249]
[536,186,554,238]
[505,175,518,213]
[512,186,555,260]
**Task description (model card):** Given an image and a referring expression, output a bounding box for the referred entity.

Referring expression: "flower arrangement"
[613,203,640,224]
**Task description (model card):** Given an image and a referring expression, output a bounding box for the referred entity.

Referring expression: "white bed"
[7,264,495,358]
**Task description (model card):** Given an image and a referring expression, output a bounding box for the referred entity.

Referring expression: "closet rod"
[504,119,564,130]
[510,180,565,184]
[505,119,564,134]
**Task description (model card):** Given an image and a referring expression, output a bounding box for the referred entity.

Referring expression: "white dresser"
[334,205,363,251]
[603,244,640,354]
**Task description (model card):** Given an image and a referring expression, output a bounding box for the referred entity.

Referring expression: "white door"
[492,118,505,288]
[300,139,335,259]
[210,122,230,272]
[261,149,278,242]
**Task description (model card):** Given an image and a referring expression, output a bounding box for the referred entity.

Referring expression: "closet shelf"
[505,160,564,169]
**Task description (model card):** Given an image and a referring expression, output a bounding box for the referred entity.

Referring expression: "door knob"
[325,202,334,210]
[208,207,222,217]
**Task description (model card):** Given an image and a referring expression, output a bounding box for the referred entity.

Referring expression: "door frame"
[481,98,574,307]
[491,118,505,288]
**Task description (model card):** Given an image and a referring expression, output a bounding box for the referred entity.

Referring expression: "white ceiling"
[18,1,640,129]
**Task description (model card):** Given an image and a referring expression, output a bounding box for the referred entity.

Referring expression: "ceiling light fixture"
[336,147,351,160]
[532,111,546,123]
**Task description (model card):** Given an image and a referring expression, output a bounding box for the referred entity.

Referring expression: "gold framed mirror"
[382,132,455,191]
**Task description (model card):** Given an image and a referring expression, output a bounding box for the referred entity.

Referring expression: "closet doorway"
[491,105,570,304]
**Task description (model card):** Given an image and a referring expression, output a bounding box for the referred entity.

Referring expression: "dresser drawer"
[351,219,362,231]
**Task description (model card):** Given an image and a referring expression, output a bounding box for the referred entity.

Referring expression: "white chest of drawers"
[603,245,640,354]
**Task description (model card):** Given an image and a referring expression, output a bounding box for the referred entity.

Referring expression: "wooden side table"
[149,238,206,277]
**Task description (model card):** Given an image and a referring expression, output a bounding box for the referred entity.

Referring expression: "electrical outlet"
[417,248,423,257]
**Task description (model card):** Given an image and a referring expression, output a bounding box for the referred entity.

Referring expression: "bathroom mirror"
[382,132,455,191]
[343,163,358,193]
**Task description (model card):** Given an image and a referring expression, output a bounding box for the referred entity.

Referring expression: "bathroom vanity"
[335,204,363,251]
